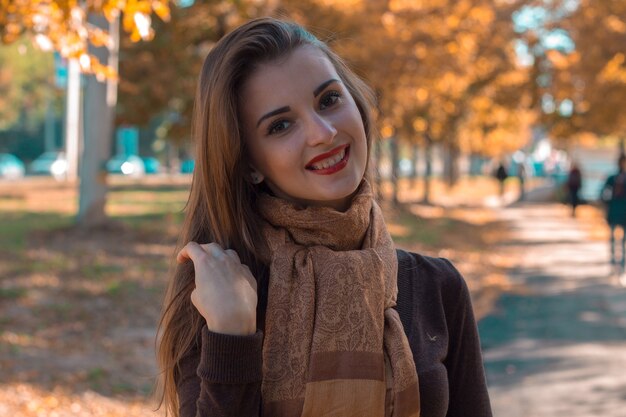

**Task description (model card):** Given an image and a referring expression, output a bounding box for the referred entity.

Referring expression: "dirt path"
[480,202,626,417]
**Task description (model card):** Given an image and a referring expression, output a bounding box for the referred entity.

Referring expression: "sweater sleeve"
[176,325,264,417]
[440,259,493,417]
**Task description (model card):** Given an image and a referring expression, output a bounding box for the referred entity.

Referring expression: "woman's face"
[240,45,368,211]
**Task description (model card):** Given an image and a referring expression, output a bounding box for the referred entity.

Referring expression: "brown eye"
[319,91,341,110]
[268,119,291,135]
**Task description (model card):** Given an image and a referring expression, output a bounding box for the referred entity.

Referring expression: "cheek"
[345,101,367,139]
[255,142,301,177]
[350,115,368,153]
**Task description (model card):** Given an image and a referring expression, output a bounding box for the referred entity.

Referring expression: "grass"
[0,176,512,415]
[389,206,467,247]
[0,212,72,252]
[0,287,28,300]
[105,280,140,297]
[80,263,125,280]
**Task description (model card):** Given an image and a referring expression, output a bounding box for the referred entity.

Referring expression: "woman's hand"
[177,242,258,336]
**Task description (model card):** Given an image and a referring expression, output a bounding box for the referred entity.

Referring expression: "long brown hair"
[156,17,377,416]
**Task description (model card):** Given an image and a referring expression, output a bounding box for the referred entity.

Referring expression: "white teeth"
[311,149,345,170]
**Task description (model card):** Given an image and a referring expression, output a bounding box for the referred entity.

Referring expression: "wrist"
[204,315,256,336]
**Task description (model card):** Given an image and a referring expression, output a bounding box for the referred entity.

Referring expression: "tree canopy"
[3,0,625,157]
[0,0,172,79]
[514,0,626,143]
[0,38,56,131]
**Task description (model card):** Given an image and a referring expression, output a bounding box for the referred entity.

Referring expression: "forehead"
[241,45,340,108]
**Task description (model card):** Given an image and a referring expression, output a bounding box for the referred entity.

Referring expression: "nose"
[304,113,337,147]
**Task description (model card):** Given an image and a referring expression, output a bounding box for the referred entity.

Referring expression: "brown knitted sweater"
[175,250,493,417]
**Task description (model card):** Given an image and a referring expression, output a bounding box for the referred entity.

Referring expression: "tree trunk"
[444,141,460,188]
[65,58,81,181]
[77,13,118,228]
[422,134,433,205]
[411,141,419,189]
[165,139,180,175]
[390,136,400,206]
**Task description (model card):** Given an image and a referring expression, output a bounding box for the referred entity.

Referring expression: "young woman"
[157,17,492,417]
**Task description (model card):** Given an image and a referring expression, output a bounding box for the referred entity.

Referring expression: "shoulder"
[395,249,471,332]
[396,248,467,301]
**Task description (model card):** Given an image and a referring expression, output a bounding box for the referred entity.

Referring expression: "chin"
[314,179,362,205]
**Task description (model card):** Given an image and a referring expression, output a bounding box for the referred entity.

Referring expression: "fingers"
[177,242,224,264]
[178,243,255,291]
[202,243,225,260]
[177,241,206,264]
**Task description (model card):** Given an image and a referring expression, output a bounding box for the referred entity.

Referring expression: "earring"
[251,173,262,184]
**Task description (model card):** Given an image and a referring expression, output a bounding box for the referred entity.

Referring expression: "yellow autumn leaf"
[415,88,429,102]
[126,0,152,15]
[122,11,135,32]
[317,0,362,8]
[446,15,460,29]
[605,14,626,33]
[380,124,394,138]
[469,6,494,25]
[5,22,21,35]
[130,28,142,42]
[1,31,19,43]
[599,53,626,83]
[412,117,427,133]
[89,28,111,47]
[105,65,119,81]
[546,49,570,70]
[446,41,459,54]
[102,4,120,21]
[152,1,171,22]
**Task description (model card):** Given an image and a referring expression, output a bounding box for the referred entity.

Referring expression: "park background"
[1,1,625,416]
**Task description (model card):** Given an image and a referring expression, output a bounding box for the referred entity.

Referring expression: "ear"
[249,167,264,185]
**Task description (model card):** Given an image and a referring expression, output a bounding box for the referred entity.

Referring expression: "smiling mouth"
[305,145,350,175]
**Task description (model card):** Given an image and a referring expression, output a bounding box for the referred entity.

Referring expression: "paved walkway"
[479,202,626,417]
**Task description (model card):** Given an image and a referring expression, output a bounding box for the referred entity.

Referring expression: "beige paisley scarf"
[257,181,420,417]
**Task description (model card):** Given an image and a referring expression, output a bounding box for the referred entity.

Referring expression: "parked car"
[0,153,25,179]
[30,151,68,180]
[180,158,195,174]
[141,156,161,175]
[106,155,145,177]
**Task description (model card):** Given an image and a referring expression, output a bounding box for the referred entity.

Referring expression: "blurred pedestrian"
[494,161,508,197]
[156,17,492,417]
[601,155,626,271]
[517,162,526,201]
[566,162,583,217]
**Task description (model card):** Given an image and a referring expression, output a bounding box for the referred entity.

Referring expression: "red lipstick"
[305,144,350,175]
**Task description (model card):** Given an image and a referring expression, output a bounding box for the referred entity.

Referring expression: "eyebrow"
[313,78,340,97]
[256,106,290,128]
[255,79,341,128]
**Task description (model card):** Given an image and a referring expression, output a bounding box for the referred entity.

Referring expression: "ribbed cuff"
[197,325,264,384]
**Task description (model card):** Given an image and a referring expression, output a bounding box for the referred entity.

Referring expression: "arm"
[440,260,493,417]
[175,242,262,416]
[177,326,263,417]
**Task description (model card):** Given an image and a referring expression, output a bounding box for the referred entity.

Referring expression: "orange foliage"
[541,0,626,138]
[0,0,171,79]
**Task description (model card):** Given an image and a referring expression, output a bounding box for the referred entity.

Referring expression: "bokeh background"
[1,1,625,416]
